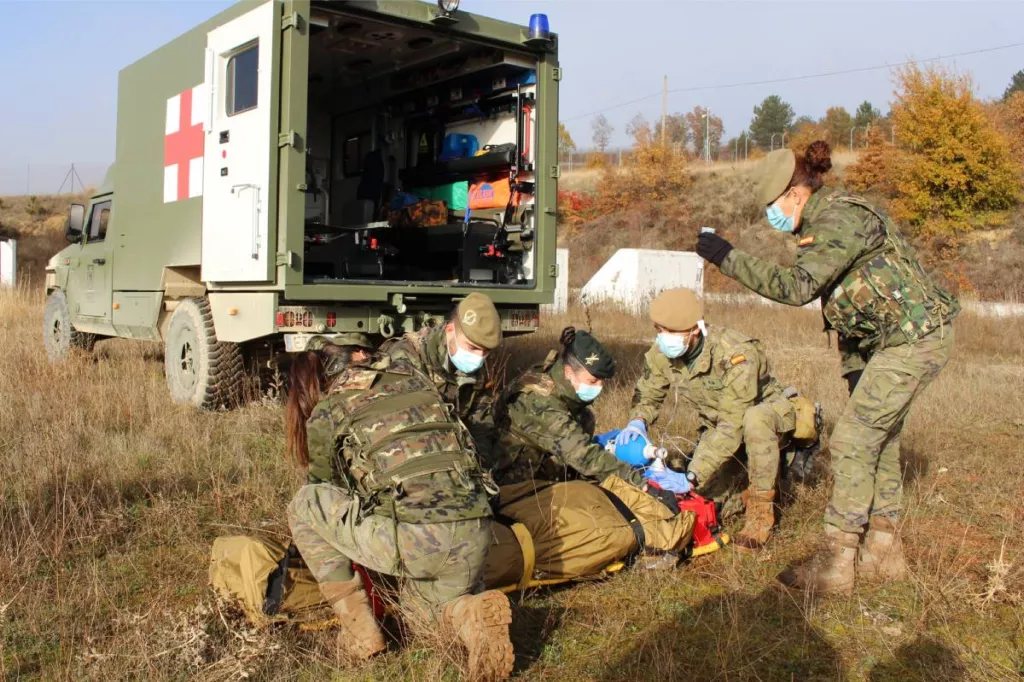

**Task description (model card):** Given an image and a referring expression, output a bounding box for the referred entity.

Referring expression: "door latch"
[93,258,106,265]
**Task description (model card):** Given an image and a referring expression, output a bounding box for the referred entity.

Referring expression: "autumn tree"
[558,122,576,152]
[789,121,830,155]
[1003,69,1024,101]
[886,64,1019,236]
[684,106,724,160]
[654,113,689,150]
[821,106,854,148]
[845,126,897,196]
[591,114,613,152]
[749,95,795,149]
[595,116,689,213]
[989,91,1024,169]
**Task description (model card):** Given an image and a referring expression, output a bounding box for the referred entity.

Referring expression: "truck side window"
[227,43,258,116]
[88,201,112,242]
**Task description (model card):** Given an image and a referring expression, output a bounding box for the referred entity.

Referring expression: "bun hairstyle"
[559,326,576,348]
[790,140,833,193]
[559,326,584,371]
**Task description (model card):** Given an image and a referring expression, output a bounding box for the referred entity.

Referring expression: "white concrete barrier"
[580,249,704,314]
[0,239,15,287]
[541,247,570,314]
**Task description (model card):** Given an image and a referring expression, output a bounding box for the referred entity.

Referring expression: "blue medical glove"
[643,466,692,494]
[614,420,648,446]
[611,438,655,467]
[593,429,621,449]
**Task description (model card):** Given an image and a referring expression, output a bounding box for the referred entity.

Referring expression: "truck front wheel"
[164,297,243,409]
[42,290,96,361]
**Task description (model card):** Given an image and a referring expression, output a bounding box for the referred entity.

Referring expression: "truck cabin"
[300,3,545,289]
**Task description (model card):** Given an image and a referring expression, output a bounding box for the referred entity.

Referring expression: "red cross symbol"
[163,86,205,202]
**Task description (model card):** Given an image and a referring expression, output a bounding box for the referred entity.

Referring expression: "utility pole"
[849,126,856,152]
[744,134,748,160]
[661,74,668,149]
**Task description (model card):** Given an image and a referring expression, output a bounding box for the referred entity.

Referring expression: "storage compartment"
[301,5,542,288]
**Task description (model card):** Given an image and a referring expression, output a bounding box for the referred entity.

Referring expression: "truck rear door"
[201,0,279,283]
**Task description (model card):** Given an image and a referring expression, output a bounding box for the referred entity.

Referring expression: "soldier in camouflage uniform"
[285,335,514,680]
[495,327,645,487]
[697,141,959,593]
[381,293,502,469]
[619,287,799,551]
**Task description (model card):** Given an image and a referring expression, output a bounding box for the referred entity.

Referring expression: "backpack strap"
[598,486,646,565]
[495,512,537,593]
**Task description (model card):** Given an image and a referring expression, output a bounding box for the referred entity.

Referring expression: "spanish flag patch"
[730,354,747,366]
[798,235,815,247]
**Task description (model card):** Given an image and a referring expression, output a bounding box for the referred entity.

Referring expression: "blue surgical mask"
[575,382,602,403]
[450,347,485,374]
[657,333,688,359]
[766,203,795,232]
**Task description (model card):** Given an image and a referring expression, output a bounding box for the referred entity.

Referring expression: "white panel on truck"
[201,1,276,283]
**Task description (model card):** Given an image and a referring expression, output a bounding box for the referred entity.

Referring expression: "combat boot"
[858,516,909,580]
[442,590,515,682]
[321,577,387,661]
[733,488,776,552]
[776,525,859,595]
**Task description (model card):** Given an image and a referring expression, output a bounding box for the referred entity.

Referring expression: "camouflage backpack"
[821,194,960,345]
[323,357,482,501]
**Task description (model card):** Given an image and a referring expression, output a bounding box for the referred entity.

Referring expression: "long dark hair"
[789,140,833,193]
[285,351,325,468]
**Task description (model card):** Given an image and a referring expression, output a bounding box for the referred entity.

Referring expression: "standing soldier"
[381,293,502,468]
[285,335,513,680]
[616,287,801,552]
[696,141,959,592]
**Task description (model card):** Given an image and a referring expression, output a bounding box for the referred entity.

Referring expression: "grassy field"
[2,283,1022,681]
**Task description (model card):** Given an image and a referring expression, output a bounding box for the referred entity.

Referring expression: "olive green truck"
[44,0,560,408]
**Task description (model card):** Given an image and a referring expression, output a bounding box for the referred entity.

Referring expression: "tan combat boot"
[777,525,859,595]
[442,590,515,682]
[858,516,909,580]
[321,576,387,661]
[733,488,776,553]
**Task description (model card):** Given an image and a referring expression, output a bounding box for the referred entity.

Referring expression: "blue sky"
[1,0,1023,194]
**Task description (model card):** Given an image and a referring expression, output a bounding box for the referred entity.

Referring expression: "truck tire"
[42,289,96,361]
[164,297,244,409]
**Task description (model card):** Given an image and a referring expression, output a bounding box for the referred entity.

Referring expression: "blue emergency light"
[528,14,550,41]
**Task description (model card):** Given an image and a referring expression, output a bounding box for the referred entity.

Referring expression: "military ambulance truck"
[43,0,560,408]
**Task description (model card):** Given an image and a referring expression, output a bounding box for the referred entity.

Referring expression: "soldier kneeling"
[284,335,513,681]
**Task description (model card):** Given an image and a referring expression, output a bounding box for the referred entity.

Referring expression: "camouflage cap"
[568,330,615,379]
[649,287,703,332]
[755,149,796,206]
[455,293,502,350]
[306,333,375,352]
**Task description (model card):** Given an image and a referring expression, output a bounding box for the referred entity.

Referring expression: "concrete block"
[581,249,703,314]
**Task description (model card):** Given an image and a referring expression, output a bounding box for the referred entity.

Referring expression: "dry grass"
[2,280,1023,681]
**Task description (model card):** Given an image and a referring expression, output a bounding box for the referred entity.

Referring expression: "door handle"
[93,258,106,265]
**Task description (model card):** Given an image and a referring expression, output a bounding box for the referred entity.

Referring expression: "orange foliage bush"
[593,117,689,215]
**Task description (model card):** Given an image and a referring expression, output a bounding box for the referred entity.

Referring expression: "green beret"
[569,329,615,379]
[755,149,796,206]
[456,293,502,350]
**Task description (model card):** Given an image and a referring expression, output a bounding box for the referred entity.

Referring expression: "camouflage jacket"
[495,356,645,487]
[630,326,789,476]
[380,326,498,469]
[305,354,492,524]
[721,191,960,374]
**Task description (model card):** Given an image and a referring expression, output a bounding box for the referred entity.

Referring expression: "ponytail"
[285,351,325,468]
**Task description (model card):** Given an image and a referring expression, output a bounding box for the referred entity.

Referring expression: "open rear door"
[202,1,277,282]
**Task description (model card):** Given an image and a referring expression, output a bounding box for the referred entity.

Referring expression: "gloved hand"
[696,232,734,267]
[593,429,620,449]
[844,370,863,396]
[614,420,648,446]
[611,438,654,467]
[643,466,692,494]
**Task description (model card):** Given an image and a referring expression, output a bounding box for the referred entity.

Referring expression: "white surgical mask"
[575,382,602,403]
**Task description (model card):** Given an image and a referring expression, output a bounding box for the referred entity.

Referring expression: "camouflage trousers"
[690,397,796,492]
[825,327,954,534]
[287,483,492,621]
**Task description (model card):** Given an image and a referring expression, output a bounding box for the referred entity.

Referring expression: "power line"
[561,41,1024,123]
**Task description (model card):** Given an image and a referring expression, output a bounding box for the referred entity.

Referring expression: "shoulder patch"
[730,354,747,366]
[798,235,815,247]
[333,368,379,392]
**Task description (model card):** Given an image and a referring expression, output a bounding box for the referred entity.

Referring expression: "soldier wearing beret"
[696,141,959,593]
[617,287,799,551]
[494,326,650,487]
[381,292,503,468]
